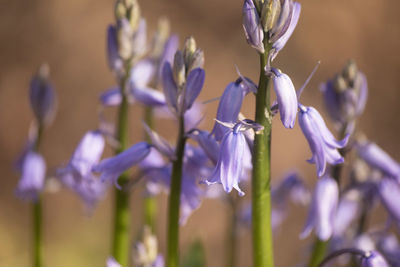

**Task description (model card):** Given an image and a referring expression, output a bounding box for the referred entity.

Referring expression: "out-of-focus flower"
[361,250,389,267]
[298,105,349,177]
[333,188,362,237]
[16,152,46,201]
[301,175,339,241]
[320,60,368,129]
[93,142,151,187]
[57,131,106,209]
[378,178,400,222]
[29,64,57,126]
[357,141,400,180]
[270,68,298,128]
[134,226,164,267]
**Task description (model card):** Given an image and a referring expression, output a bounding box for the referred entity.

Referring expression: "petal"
[107,257,122,267]
[379,178,400,222]
[190,130,220,165]
[242,0,265,53]
[333,189,361,236]
[158,35,179,82]
[183,68,205,111]
[106,25,122,73]
[130,59,155,88]
[99,87,122,106]
[93,142,151,185]
[357,142,400,179]
[16,152,46,201]
[132,87,166,106]
[272,2,301,52]
[143,123,175,160]
[211,82,244,141]
[161,62,178,113]
[272,69,298,128]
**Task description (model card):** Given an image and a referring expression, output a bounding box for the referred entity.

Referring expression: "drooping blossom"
[206,121,260,196]
[298,105,349,177]
[57,131,107,208]
[270,68,298,128]
[16,151,46,201]
[301,175,339,241]
[378,178,400,223]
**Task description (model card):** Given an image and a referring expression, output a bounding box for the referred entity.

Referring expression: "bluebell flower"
[298,105,349,177]
[106,25,123,75]
[378,178,400,223]
[361,251,389,267]
[29,64,56,126]
[211,82,245,141]
[270,68,298,128]
[57,131,106,208]
[242,0,264,53]
[357,141,400,180]
[301,175,338,241]
[93,142,151,187]
[378,234,400,265]
[206,121,257,196]
[16,151,46,201]
[189,129,220,165]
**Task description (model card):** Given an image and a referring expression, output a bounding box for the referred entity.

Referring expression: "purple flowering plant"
[12,0,400,267]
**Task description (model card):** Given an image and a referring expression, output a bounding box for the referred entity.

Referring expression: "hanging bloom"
[300,175,339,241]
[93,142,151,187]
[378,178,400,222]
[361,251,389,267]
[189,129,220,165]
[211,82,245,141]
[106,257,122,267]
[270,68,298,128]
[57,131,106,208]
[298,105,349,177]
[29,64,57,126]
[357,141,400,180]
[206,121,259,196]
[16,152,46,201]
[242,0,264,53]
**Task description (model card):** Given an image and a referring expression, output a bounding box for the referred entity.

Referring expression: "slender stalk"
[33,125,44,267]
[143,106,157,232]
[166,115,186,267]
[252,45,274,267]
[317,248,364,267]
[112,70,131,266]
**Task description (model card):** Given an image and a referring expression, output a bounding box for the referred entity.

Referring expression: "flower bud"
[29,64,56,126]
[261,0,281,32]
[183,36,197,65]
[343,60,358,84]
[173,50,186,88]
[242,0,265,53]
[117,18,134,60]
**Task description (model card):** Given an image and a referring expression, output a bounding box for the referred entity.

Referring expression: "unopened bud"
[117,19,134,60]
[173,51,186,88]
[29,64,56,126]
[261,0,281,32]
[188,49,205,72]
[127,0,140,31]
[333,74,348,93]
[343,60,358,85]
[183,36,197,65]
[150,17,170,57]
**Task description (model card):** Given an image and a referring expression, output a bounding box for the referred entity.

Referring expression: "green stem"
[112,71,131,267]
[166,115,186,267]
[143,106,157,232]
[33,125,44,267]
[252,47,274,267]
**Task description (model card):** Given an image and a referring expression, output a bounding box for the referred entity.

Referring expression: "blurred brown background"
[1,0,399,266]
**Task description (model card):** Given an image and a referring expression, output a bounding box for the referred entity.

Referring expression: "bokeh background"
[1,0,399,266]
